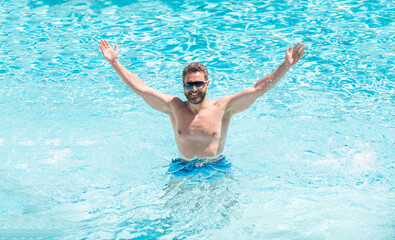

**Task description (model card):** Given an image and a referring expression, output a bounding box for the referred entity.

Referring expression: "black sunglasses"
[183,81,207,90]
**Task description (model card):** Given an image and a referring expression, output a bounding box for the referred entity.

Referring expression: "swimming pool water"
[0,0,394,239]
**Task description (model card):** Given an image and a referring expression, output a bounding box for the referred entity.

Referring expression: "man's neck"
[186,99,209,114]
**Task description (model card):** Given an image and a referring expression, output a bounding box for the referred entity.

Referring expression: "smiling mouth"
[189,91,201,97]
[185,90,205,104]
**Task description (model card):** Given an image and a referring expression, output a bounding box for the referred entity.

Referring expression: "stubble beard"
[185,91,206,105]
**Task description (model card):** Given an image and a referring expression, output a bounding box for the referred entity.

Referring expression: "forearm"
[254,61,292,93]
[110,59,147,94]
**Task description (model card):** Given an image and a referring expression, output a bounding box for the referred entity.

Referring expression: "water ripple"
[0,0,393,238]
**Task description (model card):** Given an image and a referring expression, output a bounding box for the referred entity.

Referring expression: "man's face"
[183,71,208,105]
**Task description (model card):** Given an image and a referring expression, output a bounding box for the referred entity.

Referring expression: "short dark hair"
[182,62,208,82]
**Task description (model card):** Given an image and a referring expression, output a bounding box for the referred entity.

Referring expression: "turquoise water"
[1,0,394,239]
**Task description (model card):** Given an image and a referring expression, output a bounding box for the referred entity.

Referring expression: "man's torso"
[169,98,232,160]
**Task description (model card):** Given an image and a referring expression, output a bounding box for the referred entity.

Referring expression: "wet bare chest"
[175,109,224,139]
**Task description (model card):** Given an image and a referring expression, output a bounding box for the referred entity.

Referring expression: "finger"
[115,44,118,52]
[299,44,305,52]
[296,43,304,52]
[105,40,111,49]
[288,45,293,52]
[300,46,306,54]
[295,43,303,52]
[100,46,107,57]
[100,40,107,49]
[297,46,305,56]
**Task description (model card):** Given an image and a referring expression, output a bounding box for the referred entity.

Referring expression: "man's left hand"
[285,43,306,67]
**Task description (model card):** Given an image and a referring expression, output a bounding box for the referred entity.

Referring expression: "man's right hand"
[100,40,118,63]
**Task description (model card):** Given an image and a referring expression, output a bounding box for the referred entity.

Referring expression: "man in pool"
[100,40,305,161]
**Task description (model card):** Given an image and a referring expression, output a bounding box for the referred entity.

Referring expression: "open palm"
[285,43,305,66]
[100,40,118,63]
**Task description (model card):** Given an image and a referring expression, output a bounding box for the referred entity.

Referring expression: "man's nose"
[191,85,198,91]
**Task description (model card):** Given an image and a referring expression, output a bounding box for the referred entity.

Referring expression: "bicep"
[138,86,177,115]
[224,87,262,115]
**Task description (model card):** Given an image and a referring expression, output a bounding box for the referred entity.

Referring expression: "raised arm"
[100,40,178,115]
[224,43,306,115]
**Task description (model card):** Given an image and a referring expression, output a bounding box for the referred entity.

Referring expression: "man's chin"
[187,96,204,104]
[188,98,203,104]
[185,92,206,105]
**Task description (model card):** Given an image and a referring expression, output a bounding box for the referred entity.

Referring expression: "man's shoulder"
[215,96,232,105]
[168,97,186,108]
[207,98,232,111]
[168,96,183,103]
